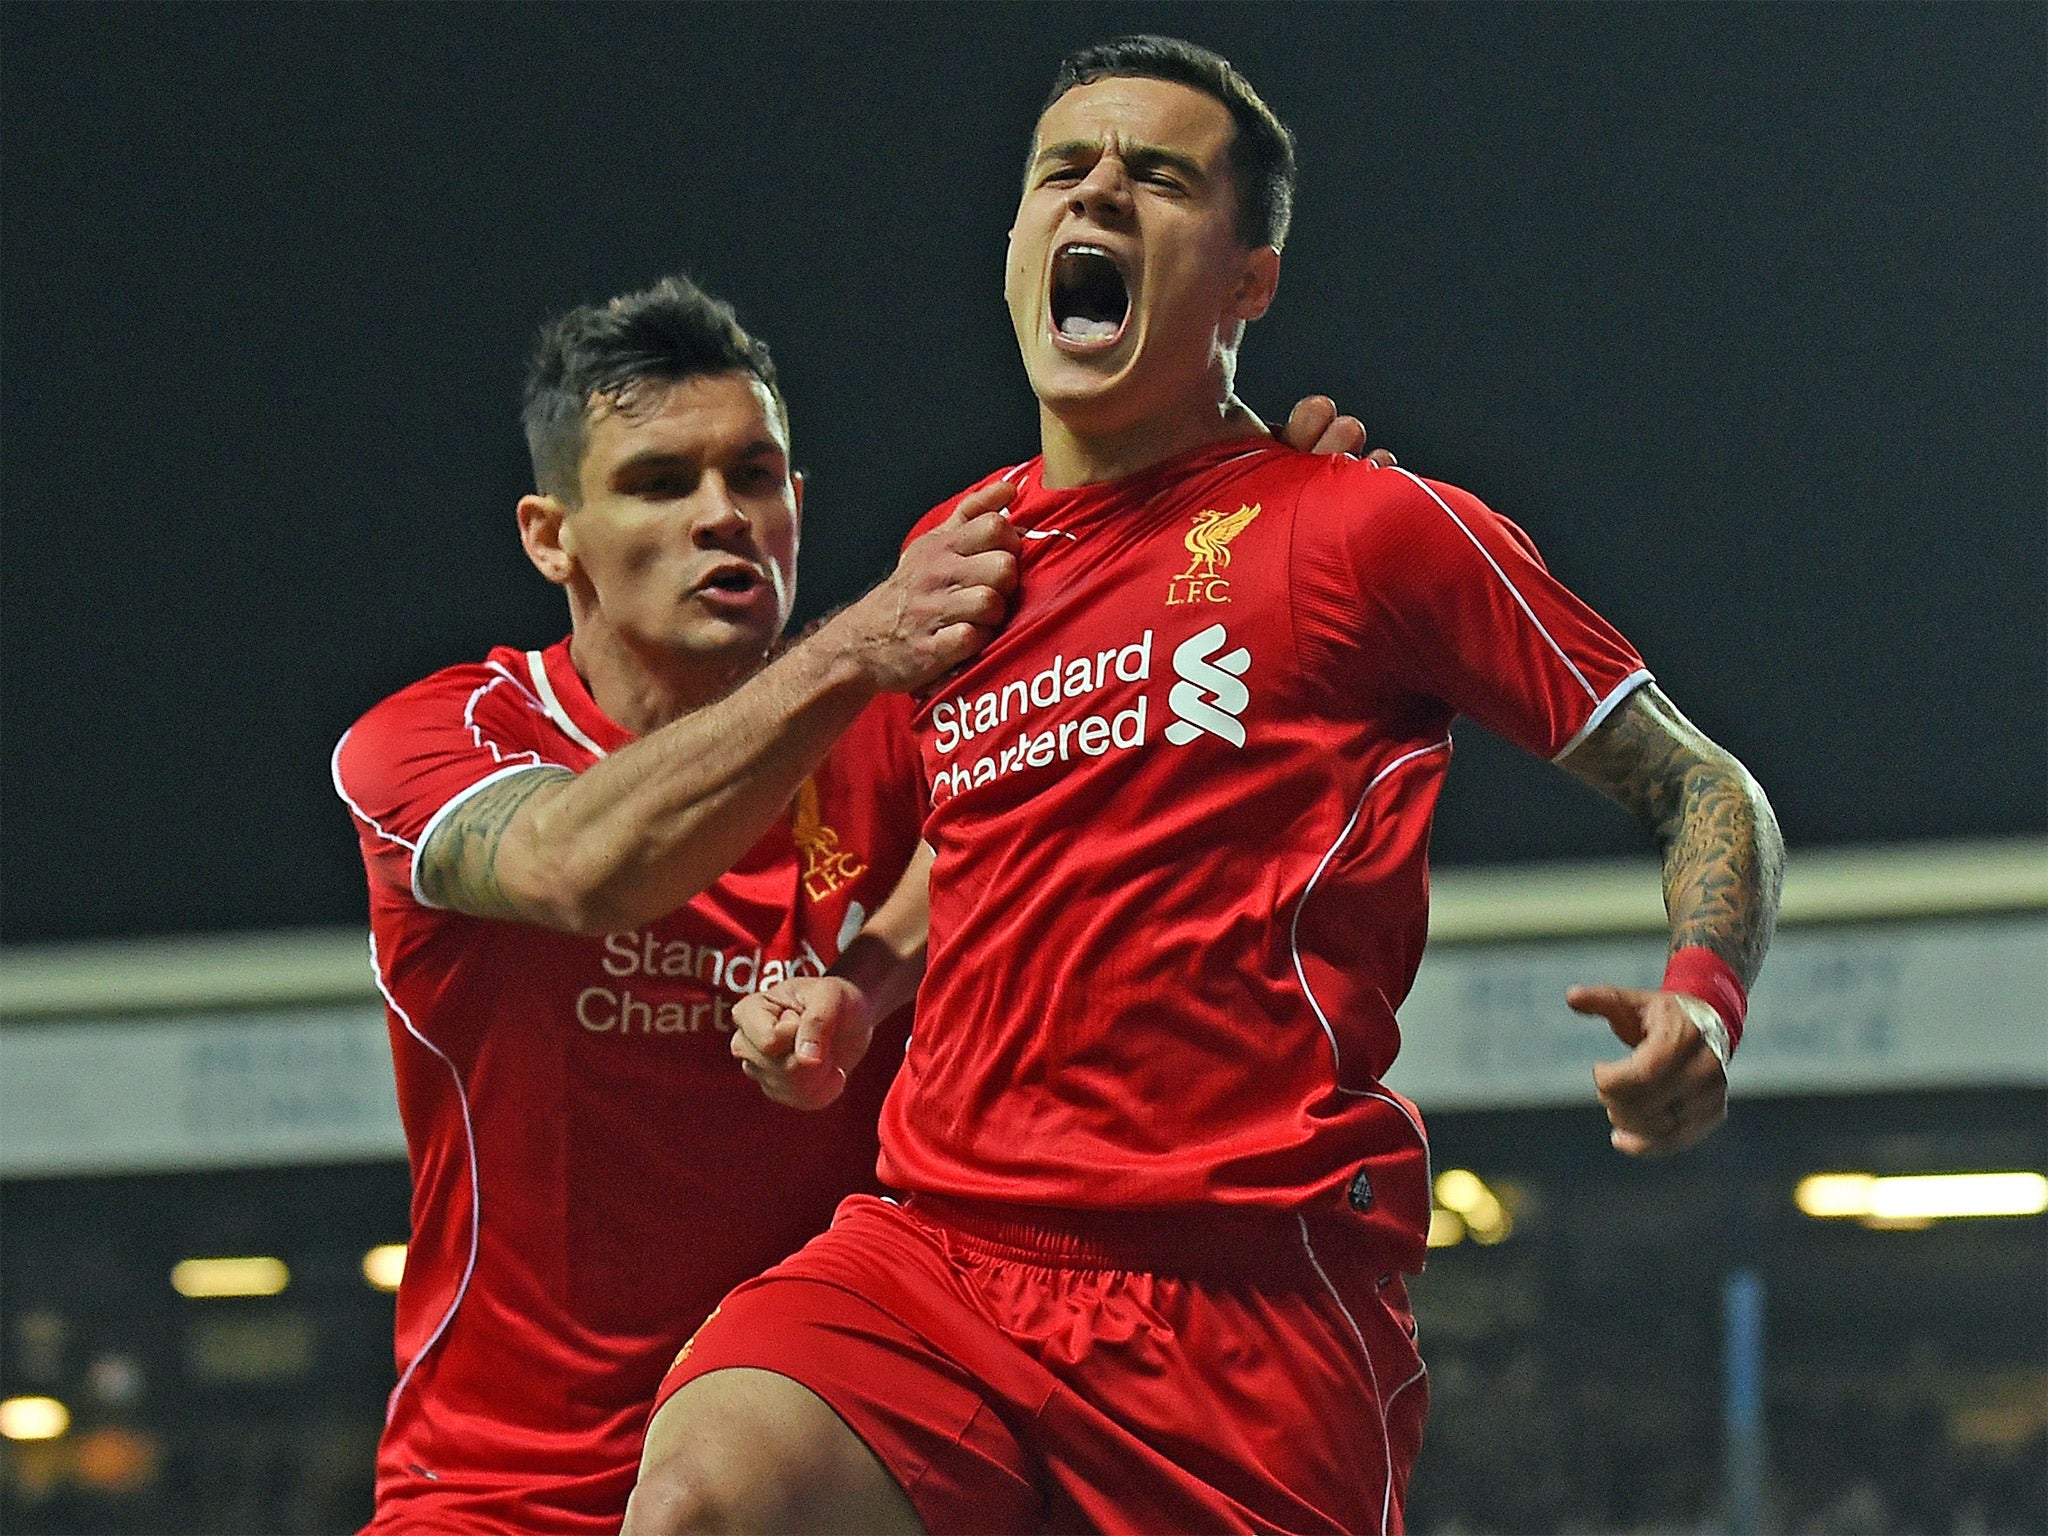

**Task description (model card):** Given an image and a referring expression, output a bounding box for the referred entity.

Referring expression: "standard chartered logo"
[575,931,830,1036]
[922,622,1252,797]
[1165,624,1252,747]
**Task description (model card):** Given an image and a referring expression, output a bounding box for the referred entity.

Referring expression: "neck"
[566,621,765,736]
[1038,389,1269,489]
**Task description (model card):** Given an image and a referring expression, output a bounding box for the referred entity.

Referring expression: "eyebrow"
[1031,139,1210,184]
[609,439,785,483]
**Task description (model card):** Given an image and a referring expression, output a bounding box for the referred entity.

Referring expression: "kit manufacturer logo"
[1167,503,1260,606]
[1165,625,1252,747]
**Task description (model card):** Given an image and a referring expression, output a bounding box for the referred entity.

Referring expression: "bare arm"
[1554,682,1784,1155]
[729,842,934,1110]
[417,399,1373,935]
[1558,683,1784,986]
[818,839,933,1028]
[417,495,1018,934]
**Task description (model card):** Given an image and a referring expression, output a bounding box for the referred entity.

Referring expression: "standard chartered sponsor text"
[929,631,1153,801]
[577,932,830,1034]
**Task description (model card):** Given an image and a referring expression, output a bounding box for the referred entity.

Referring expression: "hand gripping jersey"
[332,637,923,1533]
[883,439,1649,1272]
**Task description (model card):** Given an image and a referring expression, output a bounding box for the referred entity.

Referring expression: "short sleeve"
[1299,465,1651,760]
[331,664,571,904]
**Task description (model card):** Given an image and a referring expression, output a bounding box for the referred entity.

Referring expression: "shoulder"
[1299,463,1542,565]
[334,652,554,791]
[1293,455,1455,517]
[346,655,539,741]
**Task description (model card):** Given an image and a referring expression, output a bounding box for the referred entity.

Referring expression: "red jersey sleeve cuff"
[1551,669,1654,763]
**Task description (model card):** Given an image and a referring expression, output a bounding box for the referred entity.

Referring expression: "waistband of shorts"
[900,1192,1328,1279]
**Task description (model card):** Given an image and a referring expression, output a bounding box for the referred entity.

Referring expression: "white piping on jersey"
[999,444,1276,543]
[1214,444,1276,472]
[331,728,418,854]
[369,931,481,1430]
[458,665,564,779]
[356,664,571,910]
[1289,737,1451,1117]
[991,462,1074,541]
[1388,467,1599,703]
[1552,668,1654,763]
[1385,1358,1429,1416]
[1298,1214,1397,1536]
[408,763,565,910]
[1286,739,1445,1273]
[332,668,579,906]
[1382,1357,1430,1521]
[525,650,608,759]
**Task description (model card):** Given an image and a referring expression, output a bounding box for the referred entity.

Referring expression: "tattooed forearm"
[1561,687,1784,986]
[416,768,575,921]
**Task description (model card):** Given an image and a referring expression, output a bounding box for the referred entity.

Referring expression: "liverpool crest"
[792,778,866,899]
[1167,503,1260,606]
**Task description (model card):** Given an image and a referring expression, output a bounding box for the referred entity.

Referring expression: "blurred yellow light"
[1469,1204,1514,1244]
[362,1243,407,1292]
[0,1396,70,1442]
[1870,1173,2048,1220]
[1795,1173,1876,1217]
[1426,1208,1466,1248]
[1797,1171,2048,1222]
[1434,1168,1513,1243]
[1434,1168,1489,1213]
[171,1256,289,1298]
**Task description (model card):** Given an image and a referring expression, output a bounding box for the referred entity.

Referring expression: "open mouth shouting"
[1050,242,1132,353]
[692,559,772,614]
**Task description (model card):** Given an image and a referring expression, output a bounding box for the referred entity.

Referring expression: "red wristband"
[1662,946,1747,1055]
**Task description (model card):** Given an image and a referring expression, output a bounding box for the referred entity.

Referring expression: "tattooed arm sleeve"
[415,767,577,924]
[1557,684,1785,986]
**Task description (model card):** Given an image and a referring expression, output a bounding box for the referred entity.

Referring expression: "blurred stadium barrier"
[2,838,2042,1178]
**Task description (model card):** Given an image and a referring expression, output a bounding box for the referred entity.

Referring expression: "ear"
[517,493,575,587]
[1230,246,1282,325]
[791,470,806,522]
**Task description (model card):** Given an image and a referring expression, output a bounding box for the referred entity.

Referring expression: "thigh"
[649,1204,1047,1535]
[627,1366,920,1536]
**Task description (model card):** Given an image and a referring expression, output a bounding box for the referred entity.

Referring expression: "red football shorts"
[654,1193,1428,1534]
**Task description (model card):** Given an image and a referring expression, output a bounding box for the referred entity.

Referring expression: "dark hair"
[1042,35,1296,251]
[521,274,786,502]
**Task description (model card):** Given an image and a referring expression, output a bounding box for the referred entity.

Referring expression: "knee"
[627,1366,921,1535]
[621,1433,762,1536]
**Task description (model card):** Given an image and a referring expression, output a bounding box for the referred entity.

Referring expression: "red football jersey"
[881,439,1649,1272]
[332,637,923,1533]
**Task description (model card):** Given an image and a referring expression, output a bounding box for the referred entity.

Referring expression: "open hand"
[1569,985,1729,1157]
[729,975,876,1111]
[841,481,1022,693]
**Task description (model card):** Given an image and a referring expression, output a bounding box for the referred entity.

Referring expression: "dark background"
[4,1,2042,944]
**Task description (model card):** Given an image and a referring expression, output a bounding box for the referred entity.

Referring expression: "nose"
[1068,154,1134,225]
[692,473,751,543]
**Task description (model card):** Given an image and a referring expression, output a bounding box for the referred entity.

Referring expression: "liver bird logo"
[1177,503,1262,581]
[792,778,866,899]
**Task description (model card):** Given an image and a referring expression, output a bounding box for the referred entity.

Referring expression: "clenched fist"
[730,974,878,1111]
